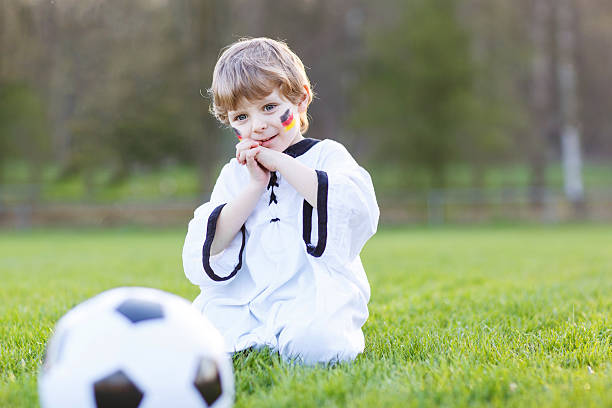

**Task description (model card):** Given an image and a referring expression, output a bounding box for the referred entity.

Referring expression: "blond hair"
[208,37,314,134]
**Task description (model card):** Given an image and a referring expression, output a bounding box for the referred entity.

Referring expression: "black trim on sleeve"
[302,170,328,257]
[202,204,245,282]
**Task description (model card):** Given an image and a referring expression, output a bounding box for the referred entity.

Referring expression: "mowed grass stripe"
[1,225,610,407]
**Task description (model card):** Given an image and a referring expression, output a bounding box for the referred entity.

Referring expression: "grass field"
[1,225,611,407]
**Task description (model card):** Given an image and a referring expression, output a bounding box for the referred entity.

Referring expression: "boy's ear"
[297,85,310,113]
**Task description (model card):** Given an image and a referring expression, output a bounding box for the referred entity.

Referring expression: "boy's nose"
[251,116,268,134]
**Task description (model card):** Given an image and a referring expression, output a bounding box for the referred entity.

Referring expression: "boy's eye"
[263,104,277,112]
[234,114,247,121]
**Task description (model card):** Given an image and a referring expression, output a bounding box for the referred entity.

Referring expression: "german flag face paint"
[280,109,296,132]
[232,127,242,140]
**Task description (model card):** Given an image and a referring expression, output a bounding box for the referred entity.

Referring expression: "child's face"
[227,88,305,152]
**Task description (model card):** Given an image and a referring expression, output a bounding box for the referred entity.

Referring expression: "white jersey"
[182,138,379,364]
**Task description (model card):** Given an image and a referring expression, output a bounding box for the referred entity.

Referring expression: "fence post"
[427,190,444,225]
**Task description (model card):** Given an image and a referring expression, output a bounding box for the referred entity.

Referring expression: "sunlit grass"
[1,225,611,407]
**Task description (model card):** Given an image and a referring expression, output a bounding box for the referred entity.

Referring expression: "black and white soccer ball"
[39,287,234,408]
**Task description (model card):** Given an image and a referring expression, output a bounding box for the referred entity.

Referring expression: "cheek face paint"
[232,127,242,140]
[280,109,296,132]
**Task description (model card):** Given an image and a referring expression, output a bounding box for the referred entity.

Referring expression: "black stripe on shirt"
[202,204,245,281]
[302,170,328,257]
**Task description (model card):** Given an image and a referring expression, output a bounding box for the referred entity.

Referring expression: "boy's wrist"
[273,153,291,175]
[246,179,268,194]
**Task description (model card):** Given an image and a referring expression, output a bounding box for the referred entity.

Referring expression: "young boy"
[182,37,379,365]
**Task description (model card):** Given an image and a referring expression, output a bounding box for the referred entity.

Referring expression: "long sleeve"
[301,140,379,266]
[182,162,247,287]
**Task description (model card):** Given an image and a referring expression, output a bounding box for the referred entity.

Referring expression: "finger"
[246,146,260,160]
[236,139,259,150]
[245,149,259,170]
[240,145,259,164]
[236,140,260,165]
[236,140,259,156]
[239,150,248,165]
[235,142,245,160]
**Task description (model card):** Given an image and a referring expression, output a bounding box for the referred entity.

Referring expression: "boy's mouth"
[260,134,278,145]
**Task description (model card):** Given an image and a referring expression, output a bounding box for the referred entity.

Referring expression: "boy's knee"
[278,321,362,365]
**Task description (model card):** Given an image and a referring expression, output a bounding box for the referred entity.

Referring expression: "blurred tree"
[0,82,48,185]
[2,0,612,199]
[43,0,130,188]
[34,0,203,189]
[556,0,584,208]
[527,0,554,207]
[354,0,480,188]
[458,0,528,188]
[0,2,50,186]
[96,0,192,180]
[525,0,586,209]
[575,0,612,159]
[169,0,232,192]
[35,0,69,170]
[227,0,366,149]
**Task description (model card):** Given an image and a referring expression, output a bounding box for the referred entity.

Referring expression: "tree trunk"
[556,0,585,213]
[37,2,74,171]
[528,0,553,209]
[174,0,228,194]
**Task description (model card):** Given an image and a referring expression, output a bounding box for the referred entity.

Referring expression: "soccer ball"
[38,287,234,408]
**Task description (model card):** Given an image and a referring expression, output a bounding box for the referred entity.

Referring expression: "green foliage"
[355,0,477,186]
[457,0,531,172]
[371,161,612,193]
[1,225,611,407]
[353,0,524,188]
[0,82,49,181]
[2,0,612,195]
[108,94,194,176]
[1,159,610,203]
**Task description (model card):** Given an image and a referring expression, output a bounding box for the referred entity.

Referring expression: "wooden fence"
[2,186,612,228]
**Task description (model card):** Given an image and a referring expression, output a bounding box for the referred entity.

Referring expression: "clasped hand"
[235,140,283,187]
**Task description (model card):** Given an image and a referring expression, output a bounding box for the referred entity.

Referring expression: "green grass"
[1,225,611,407]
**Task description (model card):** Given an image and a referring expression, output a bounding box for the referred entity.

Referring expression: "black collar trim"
[283,138,321,158]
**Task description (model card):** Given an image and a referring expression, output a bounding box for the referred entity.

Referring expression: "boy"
[182,37,379,364]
